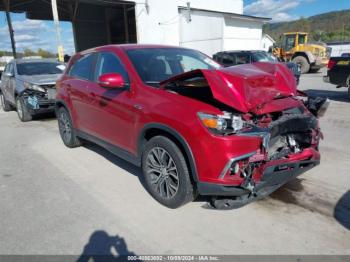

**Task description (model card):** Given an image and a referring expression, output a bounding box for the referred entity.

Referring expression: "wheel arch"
[138,123,199,183]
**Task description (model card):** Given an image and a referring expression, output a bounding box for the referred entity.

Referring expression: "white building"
[261,34,275,52]
[133,0,270,56]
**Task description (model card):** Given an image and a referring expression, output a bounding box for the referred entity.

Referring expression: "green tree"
[23,48,36,57]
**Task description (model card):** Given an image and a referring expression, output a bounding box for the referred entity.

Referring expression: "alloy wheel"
[145,147,179,199]
[58,111,72,143]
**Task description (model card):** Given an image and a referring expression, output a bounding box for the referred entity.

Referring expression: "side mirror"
[98,73,126,89]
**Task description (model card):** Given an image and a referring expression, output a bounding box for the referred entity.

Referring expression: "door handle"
[134,104,143,110]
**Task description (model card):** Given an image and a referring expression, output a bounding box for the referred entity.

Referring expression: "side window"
[10,64,15,75]
[69,54,95,80]
[284,35,296,51]
[221,54,234,66]
[4,63,12,74]
[236,54,250,64]
[95,52,129,83]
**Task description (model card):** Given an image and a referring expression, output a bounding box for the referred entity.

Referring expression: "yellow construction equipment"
[272,32,329,73]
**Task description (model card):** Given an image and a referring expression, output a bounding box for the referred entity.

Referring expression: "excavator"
[272,32,329,74]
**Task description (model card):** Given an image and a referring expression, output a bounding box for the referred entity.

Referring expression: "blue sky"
[244,0,350,22]
[0,12,74,54]
[1,0,350,53]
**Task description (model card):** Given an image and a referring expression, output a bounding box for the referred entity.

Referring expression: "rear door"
[63,53,97,131]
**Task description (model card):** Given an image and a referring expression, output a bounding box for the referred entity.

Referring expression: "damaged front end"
[208,107,324,209]
[161,63,328,209]
[20,83,57,114]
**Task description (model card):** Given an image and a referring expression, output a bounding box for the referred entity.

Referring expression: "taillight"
[327,59,336,70]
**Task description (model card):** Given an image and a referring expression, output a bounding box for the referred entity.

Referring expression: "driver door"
[86,51,136,152]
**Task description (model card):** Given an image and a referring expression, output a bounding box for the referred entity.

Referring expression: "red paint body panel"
[56,44,321,188]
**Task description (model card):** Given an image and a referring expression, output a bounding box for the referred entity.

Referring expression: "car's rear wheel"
[141,136,194,208]
[57,107,82,148]
[0,92,12,112]
[16,96,32,122]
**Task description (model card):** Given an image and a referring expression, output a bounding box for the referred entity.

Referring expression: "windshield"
[126,48,221,85]
[17,62,65,75]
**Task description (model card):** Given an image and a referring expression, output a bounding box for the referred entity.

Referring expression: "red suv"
[56,45,327,209]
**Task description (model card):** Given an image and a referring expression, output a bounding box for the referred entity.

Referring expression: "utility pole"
[51,0,64,62]
[3,0,17,58]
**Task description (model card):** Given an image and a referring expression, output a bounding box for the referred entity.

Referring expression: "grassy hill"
[263,9,350,43]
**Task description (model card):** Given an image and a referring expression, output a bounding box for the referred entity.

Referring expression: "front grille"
[267,115,317,160]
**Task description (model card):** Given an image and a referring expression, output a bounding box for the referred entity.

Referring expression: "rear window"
[17,62,64,75]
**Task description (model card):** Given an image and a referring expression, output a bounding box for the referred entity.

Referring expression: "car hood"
[17,74,62,85]
[160,62,297,113]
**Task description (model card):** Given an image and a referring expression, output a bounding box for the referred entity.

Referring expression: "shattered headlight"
[198,112,245,135]
[24,82,46,93]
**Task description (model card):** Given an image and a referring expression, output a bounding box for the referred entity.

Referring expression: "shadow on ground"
[83,142,214,207]
[305,89,349,103]
[32,112,56,121]
[334,190,350,230]
[77,231,136,262]
[83,143,141,177]
[269,178,304,205]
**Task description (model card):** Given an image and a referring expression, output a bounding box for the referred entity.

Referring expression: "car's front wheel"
[141,136,195,208]
[57,107,82,148]
[16,96,32,122]
[0,92,12,112]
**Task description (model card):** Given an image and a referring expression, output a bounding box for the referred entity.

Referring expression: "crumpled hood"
[17,74,62,85]
[161,62,297,113]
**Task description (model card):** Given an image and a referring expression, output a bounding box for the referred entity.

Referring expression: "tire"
[292,56,310,74]
[57,106,82,148]
[0,92,12,112]
[141,136,194,208]
[348,87,350,100]
[16,96,32,122]
[309,68,320,73]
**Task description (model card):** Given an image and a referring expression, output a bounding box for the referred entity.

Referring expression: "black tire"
[348,87,350,100]
[0,92,12,112]
[57,106,82,148]
[16,96,32,122]
[292,56,310,74]
[309,68,320,73]
[141,136,194,208]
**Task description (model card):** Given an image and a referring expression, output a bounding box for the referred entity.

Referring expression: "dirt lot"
[0,69,349,256]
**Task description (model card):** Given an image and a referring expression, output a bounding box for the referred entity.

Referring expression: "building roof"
[178,6,271,22]
[263,34,276,43]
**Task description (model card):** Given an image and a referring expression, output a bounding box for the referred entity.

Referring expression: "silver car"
[0,59,65,121]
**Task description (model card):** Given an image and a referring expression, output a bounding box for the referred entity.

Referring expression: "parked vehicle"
[0,66,4,84]
[56,45,327,209]
[271,32,329,74]
[0,59,65,121]
[323,56,350,98]
[213,50,301,85]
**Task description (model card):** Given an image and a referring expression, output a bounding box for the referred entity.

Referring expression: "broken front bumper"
[22,90,56,114]
[197,113,321,197]
[198,154,319,196]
